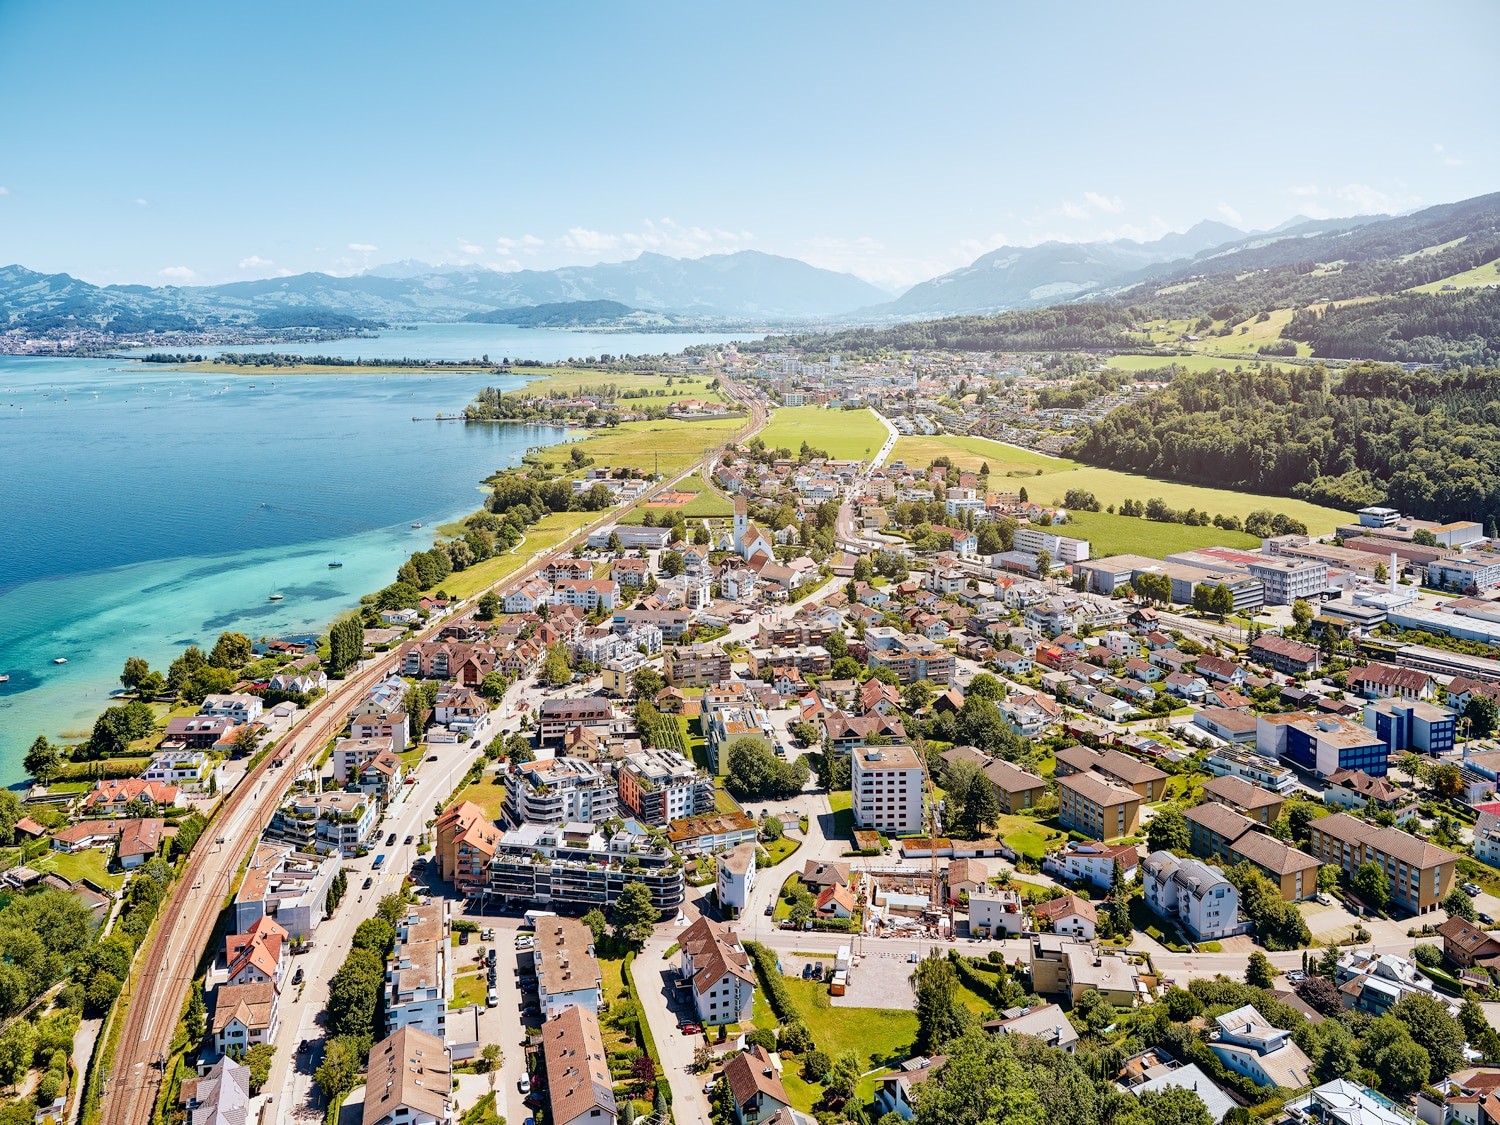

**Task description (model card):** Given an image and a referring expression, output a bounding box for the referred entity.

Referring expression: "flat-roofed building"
[232,843,341,940]
[851,744,924,836]
[665,644,732,686]
[617,747,714,826]
[505,757,618,828]
[534,916,602,1019]
[1247,557,1329,605]
[537,698,615,745]
[1200,775,1284,825]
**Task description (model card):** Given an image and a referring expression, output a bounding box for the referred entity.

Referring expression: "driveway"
[637,932,712,1124]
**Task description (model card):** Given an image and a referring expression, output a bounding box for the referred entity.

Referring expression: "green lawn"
[758,406,888,461]
[1060,510,1261,559]
[451,771,507,820]
[994,814,1066,863]
[451,971,487,1010]
[562,415,746,481]
[892,434,1075,477]
[762,835,801,867]
[1407,255,1500,293]
[1101,353,1298,374]
[780,977,917,1072]
[827,789,854,840]
[511,367,725,401]
[888,431,1349,538]
[33,847,124,892]
[437,509,598,599]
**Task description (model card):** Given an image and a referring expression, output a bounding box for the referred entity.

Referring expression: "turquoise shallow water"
[0,326,747,779]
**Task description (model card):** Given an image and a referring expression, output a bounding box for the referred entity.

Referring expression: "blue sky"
[1,1,1496,289]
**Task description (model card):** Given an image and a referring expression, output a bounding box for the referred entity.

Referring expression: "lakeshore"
[0,327,748,778]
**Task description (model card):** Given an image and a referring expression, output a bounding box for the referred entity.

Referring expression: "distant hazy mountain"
[0,249,889,333]
[870,222,1250,318]
[461,299,637,327]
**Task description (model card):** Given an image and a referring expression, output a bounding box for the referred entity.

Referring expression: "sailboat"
[268,589,284,602]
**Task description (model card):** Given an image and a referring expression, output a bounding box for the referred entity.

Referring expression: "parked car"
[518,1075,531,1095]
[427,754,439,761]
[487,989,499,1008]
[459,931,470,945]
[680,1023,701,1036]
[481,929,495,941]
[363,876,374,890]
[1286,970,1307,984]
[404,835,414,845]
[1315,893,1333,906]
[764,902,774,916]
[1464,882,1484,896]
[292,967,304,985]
[386,833,398,847]
[1482,912,1495,925]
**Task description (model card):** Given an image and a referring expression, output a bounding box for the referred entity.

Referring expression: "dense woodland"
[1286,289,1500,367]
[1075,362,1500,523]
[744,304,1143,354]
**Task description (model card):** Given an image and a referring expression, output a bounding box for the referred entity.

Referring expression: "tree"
[952,769,1000,840]
[23,737,61,786]
[244,1044,275,1093]
[208,631,252,668]
[1292,599,1314,631]
[1391,992,1466,1081]
[120,655,150,693]
[823,1050,861,1106]
[760,815,783,842]
[475,591,501,620]
[725,738,810,801]
[1139,1085,1214,1125]
[607,531,623,553]
[660,550,685,577]
[542,643,572,687]
[1466,694,1500,739]
[582,908,608,946]
[779,1019,812,1054]
[1296,975,1344,1017]
[1443,887,1477,921]
[632,666,665,699]
[1361,1015,1431,1094]
[315,1036,366,1100]
[1432,762,1464,800]
[185,981,207,1045]
[802,1049,831,1082]
[1035,549,1052,580]
[478,671,508,702]
[327,949,385,1038]
[967,673,1004,701]
[1246,951,1275,989]
[1146,806,1189,854]
[1374,562,1389,584]
[910,953,972,1054]
[1353,860,1391,912]
[505,732,535,764]
[0,1021,35,1086]
[477,1043,502,1076]
[630,1053,657,1088]
[610,881,659,947]
[903,679,936,714]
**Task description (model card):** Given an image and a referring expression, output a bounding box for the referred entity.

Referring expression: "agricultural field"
[562,414,745,481]
[758,405,888,461]
[1101,353,1295,373]
[438,509,597,599]
[1407,255,1500,293]
[892,433,1072,477]
[1060,510,1259,558]
[511,366,723,400]
[890,431,1350,543]
[618,488,732,525]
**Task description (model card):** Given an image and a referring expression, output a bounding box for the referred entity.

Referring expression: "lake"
[0,325,746,780]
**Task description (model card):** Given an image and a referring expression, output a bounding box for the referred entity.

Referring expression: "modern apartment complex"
[487,823,685,916]
[504,757,618,827]
[851,743,925,835]
[616,748,715,826]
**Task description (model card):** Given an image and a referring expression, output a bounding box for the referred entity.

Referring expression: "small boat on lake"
[328,561,344,568]
[52,657,67,665]
[268,591,284,602]
[410,522,423,529]
[0,674,9,683]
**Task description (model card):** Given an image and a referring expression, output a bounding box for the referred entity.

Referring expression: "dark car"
[386,833,398,847]
[459,931,470,945]
[404,835,414,845]
[363,876,374,889]
[292,967,304,985]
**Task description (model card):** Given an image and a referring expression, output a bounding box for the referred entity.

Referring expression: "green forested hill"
[1074,362,1500,525]
[1285,289,1500,367]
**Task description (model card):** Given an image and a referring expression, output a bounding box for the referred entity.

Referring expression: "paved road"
[107,371,770,1125]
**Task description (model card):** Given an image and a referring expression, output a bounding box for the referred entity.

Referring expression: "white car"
[518,1075,531,1095]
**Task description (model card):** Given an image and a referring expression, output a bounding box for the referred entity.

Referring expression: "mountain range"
[3,192,1497,337]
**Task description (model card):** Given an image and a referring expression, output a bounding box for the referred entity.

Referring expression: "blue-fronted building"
[1282,714,1390,778]
[1363,698,1456,757]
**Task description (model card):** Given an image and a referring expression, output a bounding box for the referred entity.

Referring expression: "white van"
[486,989,499,1008]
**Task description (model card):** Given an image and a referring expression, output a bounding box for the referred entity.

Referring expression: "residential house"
[1142,851,1246,941]
[1043,841,1139,890]
[716,843,758,914]
[541,1006,617,1125]
[212,981,279,1056]
[986,1003,1078,1053]
[1208,1004,1314,1090]
[1249,635,1321,675]
[433,801,501,896]
[874,1055,948,1122]
[361,1028,452,1125]
[224,915,287,987]
[1032,893,1097,940]
[534,916,602,1019]
[679,916,756,1026]
[725,1045,792,1125]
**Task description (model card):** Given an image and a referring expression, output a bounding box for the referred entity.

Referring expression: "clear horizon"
[1,0,1496,289]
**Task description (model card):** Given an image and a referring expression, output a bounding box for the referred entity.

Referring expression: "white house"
[1043,841,1140,890]
[200,693,262,724]
[715,842,757,915]
[1142,851,1247,941]
[968,891,1026,937]
[679,916,756,1026]
[1208,1004,1314,1089]
[143,750,223,795]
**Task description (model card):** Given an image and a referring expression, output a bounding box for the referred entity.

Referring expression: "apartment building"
[1142,851,1245,941]
[142,750,221,795]
[537,698,615,745]
[385,903,451,1038]
[851,744,925,836]
[232,843,341,940]
[1042,841,1140,889]
[1014,527,1091,564]
[541,1006,617,1125]
[1248,635,1321,675]
[715,843,757,914]
[983,758,1050,814]
[332,735,399,784]
[487,823,685,916]
[533,916,602,1018]
[664,644,732,686]
[1306,812,1457,914]
[664,813,759,856]
[862,627,955,686]
[679,916,756,1026]
[616,748,714,826]
[362,1028,452,1125]
[705,705,778,776]
[1200,775,1284,825]
[1204,746,1297,795]
[505,757,618,828]
[1258,712,1391,778]
[433,800,502,896]
[1053,744,1167,801]
[1057,771,1143,841]
[265,791,376,857]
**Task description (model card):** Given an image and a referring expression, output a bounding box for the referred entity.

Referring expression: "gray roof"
[1132,1064,1237,1123]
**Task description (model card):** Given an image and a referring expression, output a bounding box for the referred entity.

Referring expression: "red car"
[679,1023,701,1035]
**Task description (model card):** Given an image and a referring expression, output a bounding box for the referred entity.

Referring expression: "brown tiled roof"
[541,1006,615,1125]
[362,1027,450,1125]
[1057,770,1139,808]
[726,1045,790,1114]
[1184,802,1255,844]
[1033,893,1097,924]
[1229,830,1321,876]
[678,917,756,996]
[1201,775,1282,810]
[535,918,600,999]
[1438,916,1500,958]
[984,759,1048,794]
[211,982,277,1035]
[1311,812,1459,869]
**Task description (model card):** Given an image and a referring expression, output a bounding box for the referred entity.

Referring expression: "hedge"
[744,941,801,1026]
[947,952,1005,1007]
[620,951,671,1105]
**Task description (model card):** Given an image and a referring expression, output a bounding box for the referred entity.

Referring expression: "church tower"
[733,495,748,544]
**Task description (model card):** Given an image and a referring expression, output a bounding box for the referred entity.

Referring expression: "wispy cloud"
[133,197,148,206]
[1039,191,1129,226]
[1434,142,1465,168]
[555,218,754,259]
[1216,202,1243,225]
[456,239,485,257]
[348,242,378,253]
[1083,191,1125,215]
[0,186,10,197]
[159,266,195,280]
[1284,182,1419,219]
[238,255,274,270]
